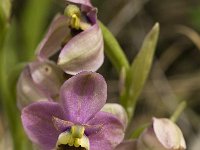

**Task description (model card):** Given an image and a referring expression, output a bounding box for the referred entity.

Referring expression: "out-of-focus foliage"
[0,0,10,43]
[96,0,200,149]
[21,0,52,60]
[0,0,11,25]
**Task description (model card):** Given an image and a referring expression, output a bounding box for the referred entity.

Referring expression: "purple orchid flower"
[21,72,125,150]
[36,0,104,75]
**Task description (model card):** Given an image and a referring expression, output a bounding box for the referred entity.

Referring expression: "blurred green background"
[1,0,200,149]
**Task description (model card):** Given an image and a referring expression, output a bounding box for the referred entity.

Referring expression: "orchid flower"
[21,72,125,150]
[36,0,104,75]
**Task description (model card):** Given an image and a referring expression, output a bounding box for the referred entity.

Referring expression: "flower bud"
[36,0,104,75]
[17,61,65,109]
[137,117,186,150]
[101,103,128,129]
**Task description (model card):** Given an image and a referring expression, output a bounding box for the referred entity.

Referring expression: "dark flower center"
[57,144,86,150]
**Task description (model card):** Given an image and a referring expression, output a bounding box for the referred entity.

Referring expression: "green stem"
[99,21,130,73]
[129,123,149,139]
[170,101,187,122]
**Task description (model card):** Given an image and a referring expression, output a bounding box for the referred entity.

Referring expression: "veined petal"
[58,24,104,75]
[21,102,65,150]
[65,0,92,7]
[17,66,49,109]
[36,14,71,59]
[60,71,107,124]
[115,140,137,150]
[17,60,65,109]
[29,60,65,99]
[87,112,125,150]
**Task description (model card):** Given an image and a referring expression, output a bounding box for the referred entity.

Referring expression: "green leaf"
[21,0,52,60]
[99,21,130,73]
[170,101,187,122]
[121,23,160,118]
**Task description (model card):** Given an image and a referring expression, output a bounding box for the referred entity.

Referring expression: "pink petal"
[57,24,104,75]
[21,101,65,150]
[153,117,186,149]
[87,112,125,150]
[65,0,92,7]
[29,60,65,99]
[60,71,107,124]
[36,14,71,59]
[17,66,50,109]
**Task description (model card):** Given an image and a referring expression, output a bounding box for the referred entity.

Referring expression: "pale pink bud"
[137,117,186,150]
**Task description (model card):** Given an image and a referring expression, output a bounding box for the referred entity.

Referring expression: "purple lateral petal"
[115,140,137,150]
[65,0,92,7]
[86,112,125,150]
[21,101,65,150]
[60,71,107,124]
[57,24,104,75]
[36,14,71,59]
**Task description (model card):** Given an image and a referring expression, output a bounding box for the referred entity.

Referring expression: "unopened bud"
[137,117,186,150]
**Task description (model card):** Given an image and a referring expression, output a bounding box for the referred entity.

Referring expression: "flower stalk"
[170,101,187,122]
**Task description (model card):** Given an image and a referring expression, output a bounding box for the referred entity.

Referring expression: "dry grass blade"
[175,25,200,50]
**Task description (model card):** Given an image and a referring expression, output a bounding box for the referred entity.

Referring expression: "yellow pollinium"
[64,4,81,30]
[64,4,91,30]
[56,125,90,150]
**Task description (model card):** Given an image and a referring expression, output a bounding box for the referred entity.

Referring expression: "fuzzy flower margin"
[21,72,125,150]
